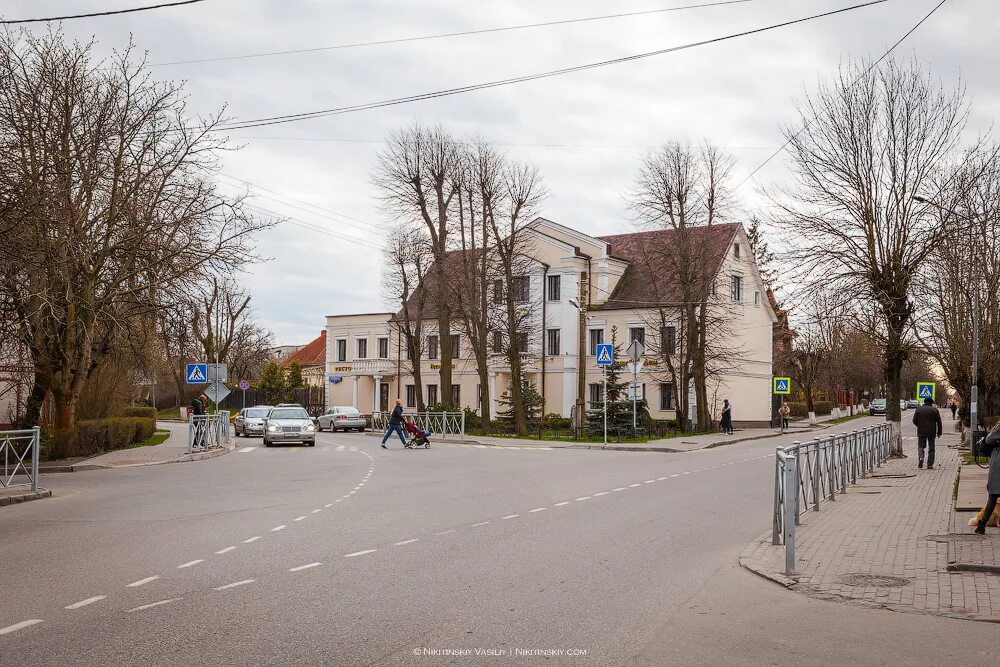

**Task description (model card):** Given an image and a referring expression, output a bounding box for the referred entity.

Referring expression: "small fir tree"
[257,361,287,403]
[286,361,304,389]
[497,379,544,422]
[587,326,649,435]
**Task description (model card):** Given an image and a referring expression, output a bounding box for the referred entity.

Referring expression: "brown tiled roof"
[280,331,326,367]
[593,223,741,310]
[393,248,480,322]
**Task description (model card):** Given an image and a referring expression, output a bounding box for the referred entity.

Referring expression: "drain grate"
[837,573,911,587]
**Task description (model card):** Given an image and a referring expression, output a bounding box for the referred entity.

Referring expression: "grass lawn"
[133,429,170,448]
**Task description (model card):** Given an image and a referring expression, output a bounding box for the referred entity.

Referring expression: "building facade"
[325,218,776,426]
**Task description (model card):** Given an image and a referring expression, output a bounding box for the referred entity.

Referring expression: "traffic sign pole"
[603,366,608,448]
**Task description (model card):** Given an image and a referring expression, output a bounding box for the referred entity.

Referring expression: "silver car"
[235,406,273,437]
[317,406,367,432]
[263,405,316,447]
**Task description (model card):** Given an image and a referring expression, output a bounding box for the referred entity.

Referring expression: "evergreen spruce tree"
[586,326,649,436]
[286,361,304,389]
[497,379,544,423]
[257,361,287,404]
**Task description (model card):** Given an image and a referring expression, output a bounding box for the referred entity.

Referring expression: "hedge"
[73,417,156,456]
[120,406,157,419]
[786,401,833,418]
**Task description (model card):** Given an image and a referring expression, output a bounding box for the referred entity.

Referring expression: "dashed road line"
[237,446,255,453]
[311,509,322,514]
[344,549,376,558]
[593,491,609,496]
[294,516,307,522]
[271,525,286,532]
[612,487,626,492]
[435,529,457,536]
[0,619,43,635]
[243,536,261,543]
[670,474,680,478]
[575,496,591,501]
[215,547,237,555]
[529,507,547,512]
[127,598,180,613]
[501,514,520,520]
[289,562,323,571]
[64,596,106,610]
[177,559,203,569]
[127,576,159,588]
[643,480,655,484]
[554,502,570,507]
[394,538,420,545]
[472,521,491,526]
[324,503,333,508]
[682,471,691,475]
[215,579,254,591]
[657,477,669,481]
[629,483,641,488]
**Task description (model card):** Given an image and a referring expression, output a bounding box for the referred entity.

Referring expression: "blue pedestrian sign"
[773,377,791,395]
[186,363,208,384]
[595,343,614,367]
[916,382,935,401]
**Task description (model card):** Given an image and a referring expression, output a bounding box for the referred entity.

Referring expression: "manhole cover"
[837,573,911,587]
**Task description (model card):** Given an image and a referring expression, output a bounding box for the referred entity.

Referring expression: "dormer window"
[733,242,741,259]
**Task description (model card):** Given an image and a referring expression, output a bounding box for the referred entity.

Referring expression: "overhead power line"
[213,0,890,132]
[1,0,208,24]
[149,0,753,67]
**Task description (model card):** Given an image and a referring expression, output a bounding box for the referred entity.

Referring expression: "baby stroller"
[404,420,431,449]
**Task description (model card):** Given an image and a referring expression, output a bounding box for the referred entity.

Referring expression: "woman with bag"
[975,421,1000,535]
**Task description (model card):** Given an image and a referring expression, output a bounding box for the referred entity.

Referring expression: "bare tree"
[773,57,970,456]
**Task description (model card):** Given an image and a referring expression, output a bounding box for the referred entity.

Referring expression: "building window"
[451,384,461,407]
[427,384,438,406]
[731,276,742,302]
[659,383,675,411]
[405,333,415,361]
[356,338,367,359]
[711,282,717,296]
[589,328,604,356]
[754,291,761,307]
[428,335,439,360]
[733,242,741,259]
[477,384,482,404]
[377,337,389,359]
[405,384,416,408]
[629,327,645,347]
[546,328,561,355]
[547,274,561,301]
[515,331,529,355]
[450,334,460,359]
[588,382,604,409]
[492,331,503,353]
[336,339,347,362]
[660,326,676,355]
[493,279,504,304]
[513,276,530,303]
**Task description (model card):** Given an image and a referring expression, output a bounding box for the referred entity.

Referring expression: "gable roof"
[280,331,326,367]
[593,223,742,311]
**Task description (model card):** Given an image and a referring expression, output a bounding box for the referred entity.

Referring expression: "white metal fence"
[1,427,41,492]
[370,411,465,437]
[772,424,893,574]
[188,412,231,455]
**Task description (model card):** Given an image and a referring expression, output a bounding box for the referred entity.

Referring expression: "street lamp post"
[913,195,979,439]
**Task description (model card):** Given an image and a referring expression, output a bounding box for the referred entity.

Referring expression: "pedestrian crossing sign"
[595,343,614,367]
[916,382,935,401]
[773,377,791,395]
[186,363,208,384]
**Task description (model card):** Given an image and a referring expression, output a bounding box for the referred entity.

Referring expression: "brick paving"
[741,431,1000,622]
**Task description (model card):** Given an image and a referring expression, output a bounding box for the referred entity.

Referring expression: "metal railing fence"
[187,412,231,455]
[370,411,465,437]
[1,427,40,492]
[772,423,892,574]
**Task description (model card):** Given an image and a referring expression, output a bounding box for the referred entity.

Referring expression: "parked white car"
[234,406,273,437]
[317,406,367,432]
[263,405,316,447]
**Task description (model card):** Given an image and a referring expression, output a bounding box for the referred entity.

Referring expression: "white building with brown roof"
[325,217,776,426]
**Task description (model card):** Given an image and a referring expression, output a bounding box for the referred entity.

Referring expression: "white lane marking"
[243,536,261,543]
[215,546,237,555]
[64,596,106,610]
[349,490,357,495]
[682,471,691,475]
[337,445,345,451]
[529,507,547,512]
[501,514,520,520]
[539,447,554,451]
[473,445,487,449]
[554,501,570,506]
[575,496,591,501]
[271,525,286,532]
[311,509,322,514]
[613,487,627,491]
[394,538,420,545]
[353,486,362,490]
[349,446,359,452]
[435,529,457,536]
[644,480,655,484]
[593,492,609,496]
[177,560,203,569]
[335,499,344,503]
[237,446,255,453]
[0,619,43,635]
[127,598,180,613]
[670,474,680,478]
[289,562,323,572]
[629,483,641,488]
[472,521,491,526]
[657,477,669,481]
[344,549,376,558]
[127,576,159,587]
[294,516,307,522]
[693,469,701,473]
[324,503,333,508]
[215,579,254,591]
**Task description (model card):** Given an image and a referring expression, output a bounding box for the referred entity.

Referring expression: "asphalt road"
[1,416,994,666]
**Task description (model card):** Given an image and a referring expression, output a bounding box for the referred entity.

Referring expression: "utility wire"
[149,0,753,67]
[733,0,949,190]
[213,0,889,132]
[1,0,207,24]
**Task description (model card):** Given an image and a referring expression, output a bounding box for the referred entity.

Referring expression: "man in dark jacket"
[912,397,943,469]
[975,421,1000,534]
[381,399,407,449]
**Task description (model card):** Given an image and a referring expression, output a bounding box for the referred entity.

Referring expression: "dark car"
[869,399,886,416]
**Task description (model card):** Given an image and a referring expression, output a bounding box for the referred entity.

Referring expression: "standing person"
[191,393,208,449]
[912,397,943,469]
[975,420,1000,534]
[720,399,733,435]
[381,399,407,449]
[779,402,791,433]
[950,400,958,420]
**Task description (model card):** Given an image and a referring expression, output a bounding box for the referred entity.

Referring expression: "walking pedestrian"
[720,399,733,435]
[381,399,407,449]
[975,420,1000,535]
[191,393,208,449]
[950,400,958,420]
[912,397,943,469]
[779,402,791,433]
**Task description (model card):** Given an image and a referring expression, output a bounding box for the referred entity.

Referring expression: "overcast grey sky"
[4,0,997,344]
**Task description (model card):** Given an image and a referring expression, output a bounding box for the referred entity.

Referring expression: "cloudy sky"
[4,0,997,344]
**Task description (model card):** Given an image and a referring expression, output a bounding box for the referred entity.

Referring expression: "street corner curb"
[177,443,236,463]
[0,488,52,506]
[39,463,112,474]
[738,531,799,588]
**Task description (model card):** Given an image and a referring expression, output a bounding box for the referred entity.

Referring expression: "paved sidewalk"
[741,431,1000,622]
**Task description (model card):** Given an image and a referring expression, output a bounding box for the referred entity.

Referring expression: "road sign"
[207,363,228,383]
[596,343,614,367]
[626,339,645,363]
[627,382,645,400]
[186,363,208,384]
[238,380,250,391]
[916,382,935,401]
[628,359,645,376]
[204,382,230,404]
[773,377,791,395]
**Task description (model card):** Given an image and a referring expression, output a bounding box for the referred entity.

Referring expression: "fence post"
[794,443,801,523]
[31,425,40,492]
[461,410,466,436]
[812,439,821,511]
[188,418,194,455]
[784,453,797,575]
[772,450,783,545]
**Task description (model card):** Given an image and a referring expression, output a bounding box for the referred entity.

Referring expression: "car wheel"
[358,427,366,432]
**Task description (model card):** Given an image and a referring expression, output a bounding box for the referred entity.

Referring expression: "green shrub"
[541,412,572,429]
[73,417,156,456]
[121,406,157,419]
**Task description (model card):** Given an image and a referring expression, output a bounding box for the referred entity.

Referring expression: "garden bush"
[73,417,156,456]
[120,406,157,419]
[541,412,572,430]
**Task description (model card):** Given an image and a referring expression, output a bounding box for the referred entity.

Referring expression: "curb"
[39,443,235,473]
[0,488,52,506]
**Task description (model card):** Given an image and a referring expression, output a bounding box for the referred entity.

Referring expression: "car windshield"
[269,408,309,420]
[246,409,269,418]
[872,400,885,406]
